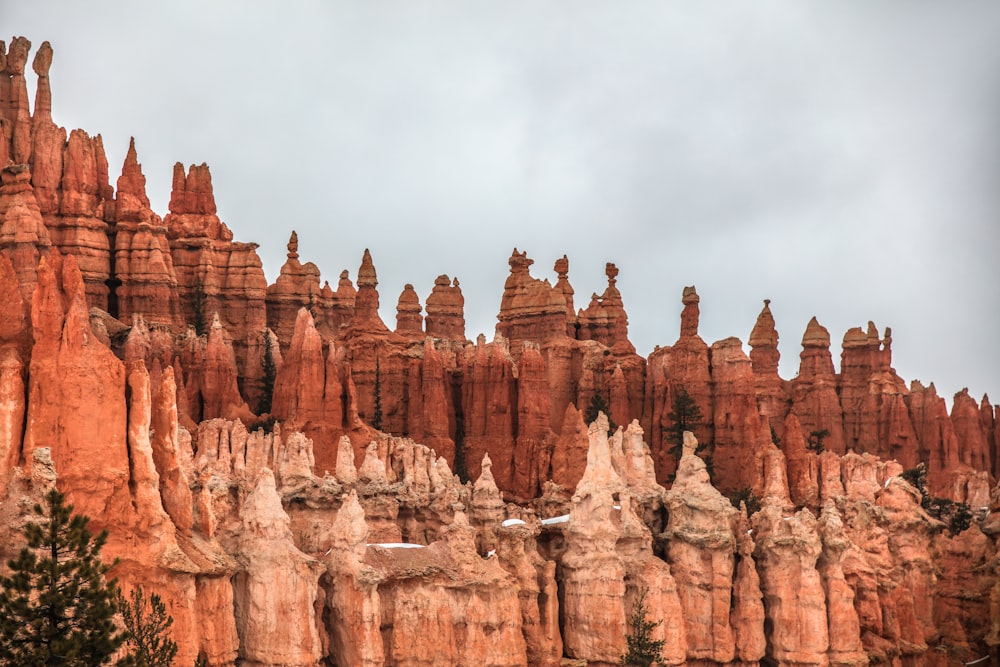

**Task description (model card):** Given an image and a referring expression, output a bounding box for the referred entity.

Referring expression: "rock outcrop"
[0,36,997,667]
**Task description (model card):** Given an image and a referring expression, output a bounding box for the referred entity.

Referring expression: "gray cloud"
[7,1,1000,402]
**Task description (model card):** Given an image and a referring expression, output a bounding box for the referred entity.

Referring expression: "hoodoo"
[0,37,997,667]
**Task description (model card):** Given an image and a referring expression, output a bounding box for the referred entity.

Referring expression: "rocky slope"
[0,37,998,666]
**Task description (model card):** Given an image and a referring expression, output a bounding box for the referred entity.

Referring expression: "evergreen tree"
[899,463,973,535]
[191,279,208,337]
[0,489,124,667]
[620,588,665,667]
[583,393,616,435]
[949,502,973,534]
[900,463,929,502]
[664,387,703,462]
[806,429,830,453]
[117,587,178,667]
[372,355,384,431]
[727,487,762,516]
[257,330,276,415]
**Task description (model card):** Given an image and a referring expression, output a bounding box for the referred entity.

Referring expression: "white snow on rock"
[368,543,426,549]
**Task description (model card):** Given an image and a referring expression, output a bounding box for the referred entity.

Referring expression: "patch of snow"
[368,543,425,549]
[613,505,621,510]
[884,476,893,488]
[541,514,569,526]
[486,549,496,558]
[501,518,526,527]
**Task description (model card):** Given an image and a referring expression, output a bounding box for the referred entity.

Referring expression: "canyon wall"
[0,37,998,666]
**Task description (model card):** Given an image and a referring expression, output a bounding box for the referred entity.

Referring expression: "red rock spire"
[2,37,32,165]
[394,283,423,336]
[790,316,846,455]
[424,274,465,341]
[351,248,386,331]
[679,285,700,338]
[30,40,52,123]
[116,137,152,213]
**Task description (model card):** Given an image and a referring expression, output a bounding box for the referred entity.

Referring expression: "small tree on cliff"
[0,489,124,667]
[257,330,277,415]
[584,392,616,435]
[620,588,665,667]
[372,355,384,431]
[116,587,178,667]
[664,387,702,461]
[806,429,830,453]
[664,387,713,480]
[191,279,208,337]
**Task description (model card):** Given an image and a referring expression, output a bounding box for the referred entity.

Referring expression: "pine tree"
[806,429,830,453]
[117,587,179,667]
[620,588,665,667]
[664,387,703,462]
[583,393,616,435]
[257,330,276,415]
[900,463,929,502]
[371,355,384,431]
[191,279,208,337]
[0,489,124,667]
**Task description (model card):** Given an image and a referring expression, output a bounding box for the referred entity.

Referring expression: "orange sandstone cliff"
[0,37,997,667]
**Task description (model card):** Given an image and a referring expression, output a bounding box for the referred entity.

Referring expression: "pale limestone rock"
[233,469,323,666]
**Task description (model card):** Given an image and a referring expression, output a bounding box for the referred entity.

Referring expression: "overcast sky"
[6,2,999,404]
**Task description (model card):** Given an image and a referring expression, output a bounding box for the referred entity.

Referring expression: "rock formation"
[0,36,997,667]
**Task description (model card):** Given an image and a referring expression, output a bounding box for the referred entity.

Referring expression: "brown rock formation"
[1,37,33,165]
[0,163,52,301]
[350,248,388,332]
[783,411,820,509]
[233,469,324,666]
[22,251,131,520]
[265,231,323,349]
[165,162,267,381]
[1,37,998,666]
[952,387,991,473]
[752,499,829,665]
[405,338,455,466]
[749,299,789,435]
[513,342,555,499]
[497,248,570,346]
[46,128,114,309]
[790,316,847,455]
[663,431,739,663]
[817,501,867,666]
[549,403,590,490]
[462,336,516,489]
[393,283,423,337]
[643,286,713,480]
[553,254,576,336]
[29,40,66,218]
[424,274,465,341]
[710,336,766,493]
[906,380,962,496]
[0,344,25,487]
[576,262,633,352]
[322,490,385,667]
[113,138,182,326]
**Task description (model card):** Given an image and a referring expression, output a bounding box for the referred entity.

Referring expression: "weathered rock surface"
[0,36,997,667]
